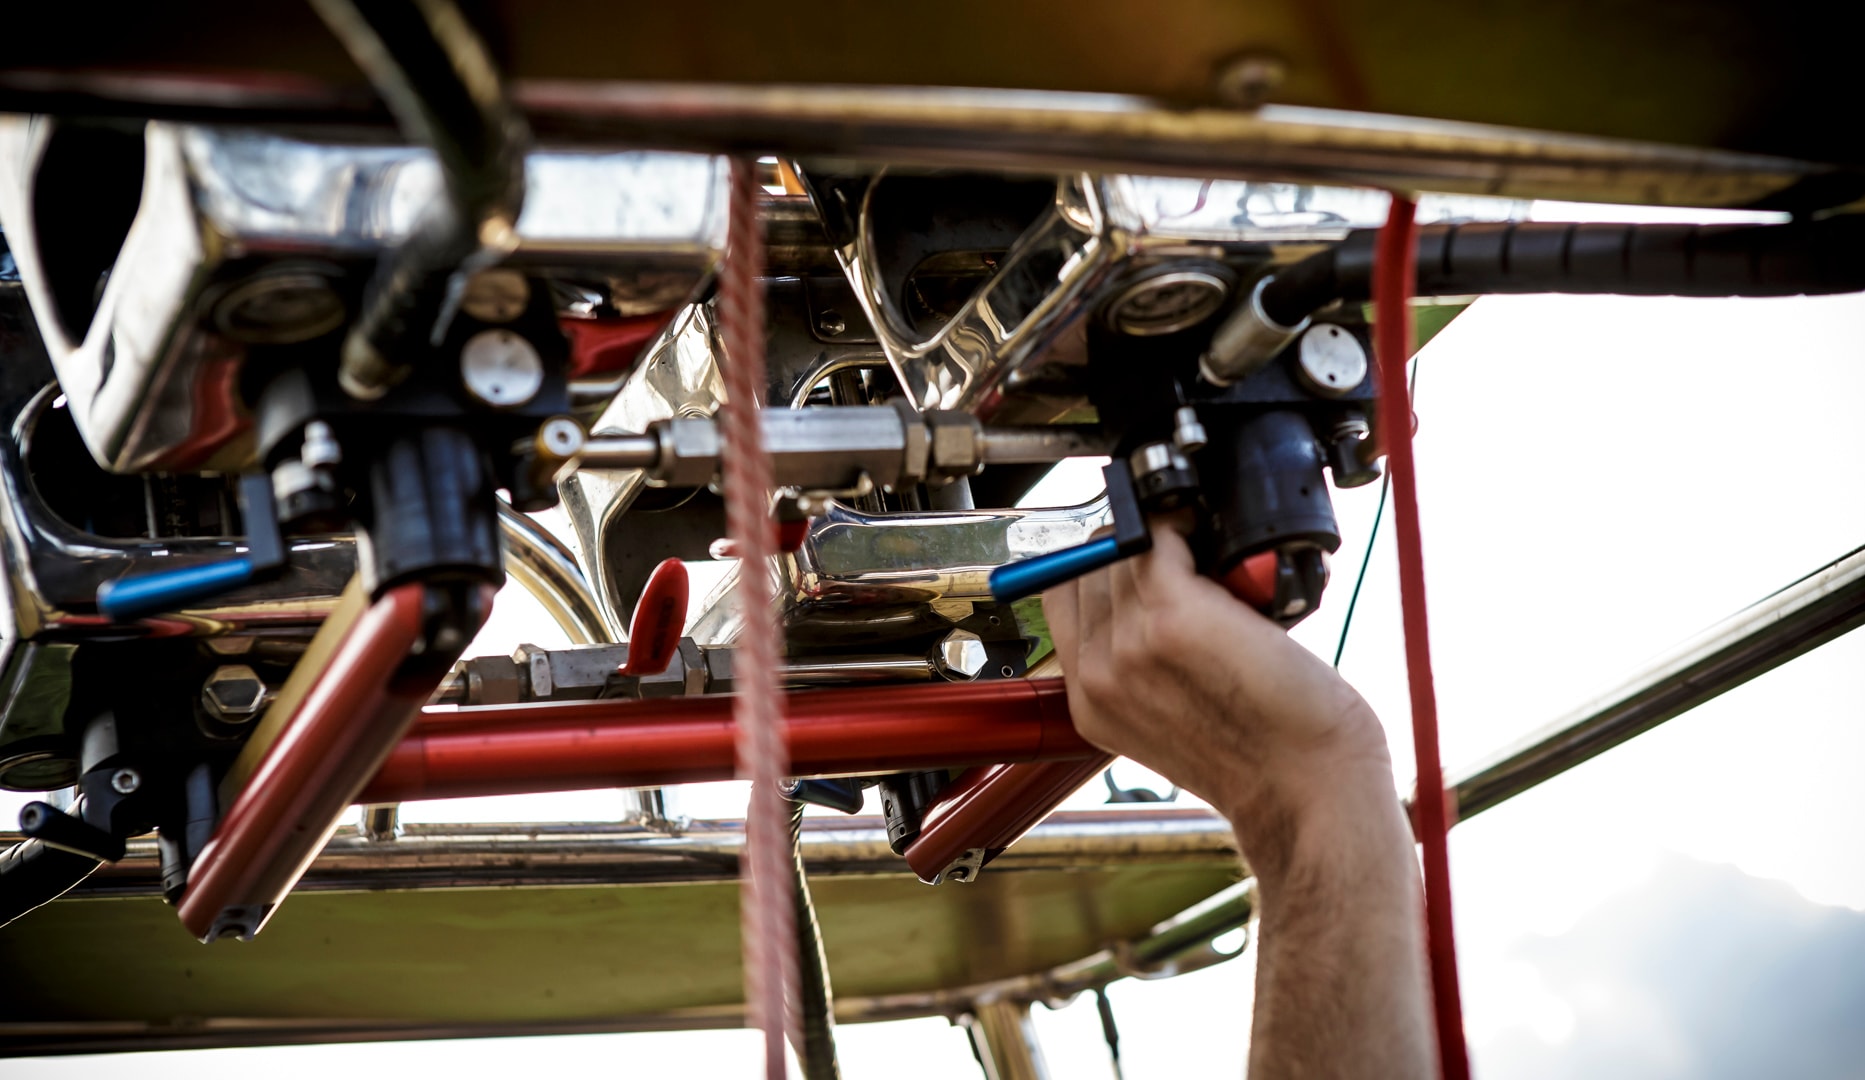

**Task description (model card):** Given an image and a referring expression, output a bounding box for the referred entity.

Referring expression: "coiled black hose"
[1259,216,1865,327]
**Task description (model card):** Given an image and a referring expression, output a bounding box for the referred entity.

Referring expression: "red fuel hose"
[1375,196,1470,1079]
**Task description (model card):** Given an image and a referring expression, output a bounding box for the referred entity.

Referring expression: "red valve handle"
[618,558,689,676]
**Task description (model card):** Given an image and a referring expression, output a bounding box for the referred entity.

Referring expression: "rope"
[1373,195,1469,1079]
[719,157,800,1077]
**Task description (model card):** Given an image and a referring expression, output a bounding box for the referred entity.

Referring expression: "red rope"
[1372,195,1470,1080]
[719,158,800,1077]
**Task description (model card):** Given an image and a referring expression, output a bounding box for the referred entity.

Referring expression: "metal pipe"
[979,426,1114,464]
[1449,544,1865,821]
[176,581,486,942]
[496,503,608,645]
[513,84,1824,210]
[361,678,1091,804]
[58,808,1237,897]
[576,433,662,471]
[902,754,1114,883]
[0,74,1834,210]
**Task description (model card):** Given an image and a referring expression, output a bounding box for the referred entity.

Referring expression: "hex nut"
[202,665,269,724]
[937,629,988,680]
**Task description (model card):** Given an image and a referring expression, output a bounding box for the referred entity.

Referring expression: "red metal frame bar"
[359,679,1091,804]
[177,582,483,941]
[901,755,1114,882]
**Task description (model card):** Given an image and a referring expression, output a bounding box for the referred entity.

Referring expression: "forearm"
[1228,772,1436,1080]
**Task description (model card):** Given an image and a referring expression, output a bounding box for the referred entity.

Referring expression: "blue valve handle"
[97,558,258,622]
[95,474,285,623]
[990,458,1155,604]
[988,536,1124,603]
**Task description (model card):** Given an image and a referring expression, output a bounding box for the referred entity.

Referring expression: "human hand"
[1041,526,1396,875]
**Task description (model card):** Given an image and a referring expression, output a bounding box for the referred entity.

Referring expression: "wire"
[1332,357,1420,670]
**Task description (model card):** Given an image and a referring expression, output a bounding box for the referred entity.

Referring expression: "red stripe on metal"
[360,678,1091,804]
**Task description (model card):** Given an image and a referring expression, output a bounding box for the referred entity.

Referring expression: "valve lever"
[617,557,689,676]
[96,474,286,622]
[988,460,1150,603]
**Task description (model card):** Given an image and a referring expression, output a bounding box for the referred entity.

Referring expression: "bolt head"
[202,664,268,723]
[937,630,988,680]
[110,768,141,795]
[816,310,847,337]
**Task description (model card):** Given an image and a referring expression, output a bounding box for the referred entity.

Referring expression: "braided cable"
[719,157,800,1077]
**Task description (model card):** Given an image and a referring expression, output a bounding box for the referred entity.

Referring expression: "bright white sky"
[13,200,1865,1078]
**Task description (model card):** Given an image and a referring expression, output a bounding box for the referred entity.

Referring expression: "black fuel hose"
[1259,216,1865,327]
[0,837,101,928]
[310,0,531,398]
[789,799,842,1080]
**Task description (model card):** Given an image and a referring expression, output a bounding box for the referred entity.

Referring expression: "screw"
[816,310,847,337]
[110,768,141,795]
[948,867,971,882]
[1213,53,1287,110]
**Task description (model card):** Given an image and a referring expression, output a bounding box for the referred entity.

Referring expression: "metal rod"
[514,84,1825,209]
[0,71,1827,208]
[575,433,662,470]
[1449,544,1865,821]
[56,808,1236,897]
[979,426,1114,464]
[362,679,1090,804]
[902,754,1114,883]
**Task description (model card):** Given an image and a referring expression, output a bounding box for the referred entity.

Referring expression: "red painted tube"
[178,583,485,942]
[360,678,1091,804]
[901,754,1113,882]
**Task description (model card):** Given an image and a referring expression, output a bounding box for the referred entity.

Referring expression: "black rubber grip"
[1260,216,1865,325]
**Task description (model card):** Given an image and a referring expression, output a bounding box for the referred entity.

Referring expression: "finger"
[1071,560,1116,659]
[1041,577,1082,667]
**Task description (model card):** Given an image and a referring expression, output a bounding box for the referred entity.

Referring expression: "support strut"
[361,679,1091,804]
[176,581,487,941]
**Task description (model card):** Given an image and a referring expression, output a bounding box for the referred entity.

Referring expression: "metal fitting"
[1201,276,1311,385]
[1296,324,1369,398]
[461,329,546,408]
[1172,406,1208,453]
[1328,415,1383,488]
[925,410,986,482]
[202,665,270,724]
[460,269,530,324]
[1106,269,1230,336]
[110,768,141,795]
[300,420,342,469]
[936,629,988,680]
[938,847,988,885]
